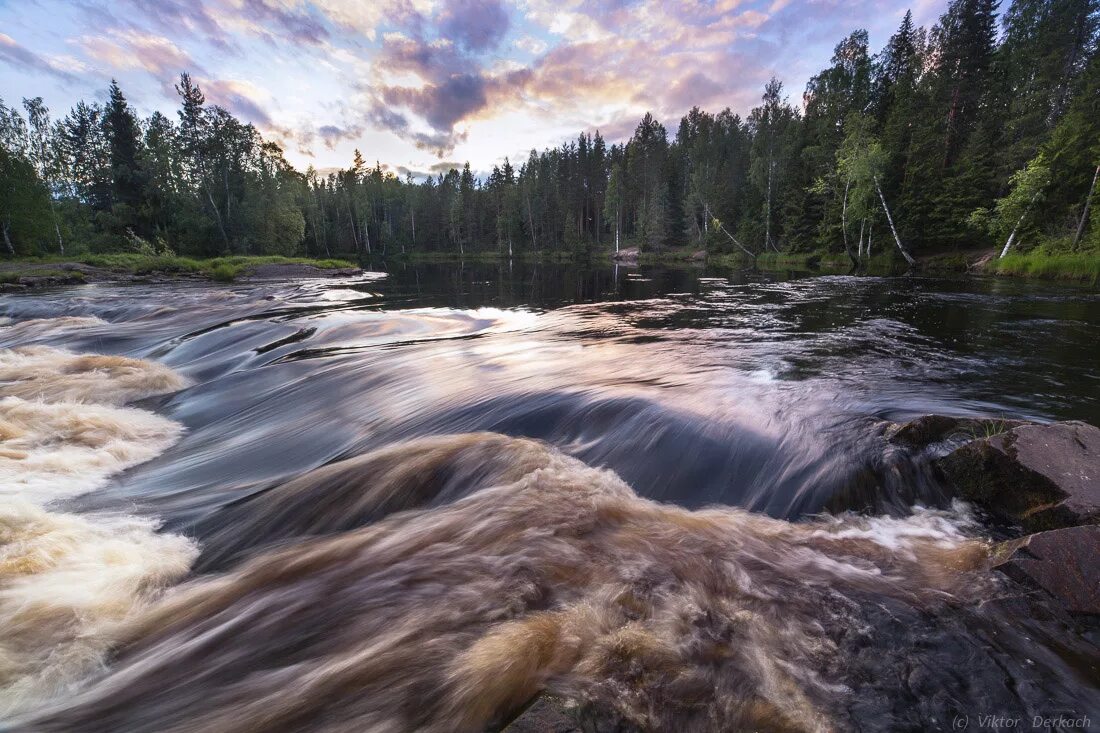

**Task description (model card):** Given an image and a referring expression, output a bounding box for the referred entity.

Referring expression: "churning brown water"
[1,265,1098,731]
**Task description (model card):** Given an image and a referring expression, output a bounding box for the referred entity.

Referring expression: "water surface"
[1,263,1097,731]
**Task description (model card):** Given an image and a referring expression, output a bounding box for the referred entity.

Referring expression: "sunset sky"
[0,0,947,176]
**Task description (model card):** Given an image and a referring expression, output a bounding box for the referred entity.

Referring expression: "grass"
[919,252,971,273]
[704,252,755,268]
[0,268,87,284]
[963,418,1015,441]
[755,251,821,268]
[5,254,356,283]
[208,263,240,282]
[991,251,1100,284]
[754,250,855,270]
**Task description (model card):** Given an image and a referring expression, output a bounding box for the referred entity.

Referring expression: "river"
[1,263,1098,731]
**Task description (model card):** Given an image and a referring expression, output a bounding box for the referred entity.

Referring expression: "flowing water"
[0,263,1097,732]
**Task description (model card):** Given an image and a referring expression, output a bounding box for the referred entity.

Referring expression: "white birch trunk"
[1072,164,1099,250]
[842,177,851,253]
[615,204,621,254]
[1000,190,1042,258]
[765,160,773,252]
[999,217,1024,258]
[874,176,915,265]
[717,221,755,258]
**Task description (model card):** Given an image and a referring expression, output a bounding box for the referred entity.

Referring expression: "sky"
[0,0,948,177]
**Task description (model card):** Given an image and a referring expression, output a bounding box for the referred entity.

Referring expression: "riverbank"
[4,248,1098,288]
[397,246,1098,284]
[989,251,1100,283]
[0,255,359,288]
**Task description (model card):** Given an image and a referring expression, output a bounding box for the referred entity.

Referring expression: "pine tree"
[103,80,146,235]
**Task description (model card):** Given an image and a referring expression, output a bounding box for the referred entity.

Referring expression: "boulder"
[502,695,641,733]
[611,247,639,264]
[886,414,1030,451]
[935,421,1100,531]
[991,525,1100,615]
[503,695,581,733]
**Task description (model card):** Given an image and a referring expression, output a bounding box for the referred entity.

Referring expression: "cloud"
[0,33,81,83]
[366,105,470,156]
[317,123,363,149]
[308,0,426,41]
[665,72,726,111]
[201,78,273,125]
[237,0,330,45]
[79,30,197,77]
[382,73,488,131]
[438,0,510,51]
[375,33,472,83]
[364,29,534,154]
[116,0,236,52]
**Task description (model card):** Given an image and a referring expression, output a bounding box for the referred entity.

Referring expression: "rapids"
[0,263,1097,731]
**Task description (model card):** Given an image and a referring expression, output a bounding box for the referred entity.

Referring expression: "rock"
[242,263,362,280]
[935,421,1100,531]
[886,414,1030,451]
[501,695,641,733]
[611,247,639,264]
[20,274,86,287]
[503,695,581,733]
[991,525,1100,615]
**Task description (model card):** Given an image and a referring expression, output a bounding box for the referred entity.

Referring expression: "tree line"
[2,0,1098,262]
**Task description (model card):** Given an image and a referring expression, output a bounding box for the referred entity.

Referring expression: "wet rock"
[991,525,1100,615]
[935,421,1100,531]
[20,274,87,287]
[501,695,640,733]
[502,695,581,733]
[886,414,1030,451]
[611,247,639,264]
[242,263,362,280]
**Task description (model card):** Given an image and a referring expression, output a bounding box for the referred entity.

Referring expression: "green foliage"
[0,145,53,254]
[970,153,1052,245]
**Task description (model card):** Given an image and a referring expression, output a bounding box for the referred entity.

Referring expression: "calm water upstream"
[1,263,1098,732]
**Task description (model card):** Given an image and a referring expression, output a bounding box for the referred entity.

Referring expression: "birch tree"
[837,114,916,265]
[969,153,1051,257]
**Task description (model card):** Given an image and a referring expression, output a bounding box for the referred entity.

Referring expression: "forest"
[1,0,1098,266]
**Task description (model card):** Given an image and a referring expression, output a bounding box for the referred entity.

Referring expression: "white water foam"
[0,335,196,718]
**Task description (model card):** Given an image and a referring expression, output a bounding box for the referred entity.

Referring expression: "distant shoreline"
[2,247,1097,289]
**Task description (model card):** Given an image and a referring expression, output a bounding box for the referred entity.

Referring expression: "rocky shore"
[0,259,361,290]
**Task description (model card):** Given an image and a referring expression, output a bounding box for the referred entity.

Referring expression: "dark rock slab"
[501,695,641,733]
[991,525,1100,615]
[886,414,1030,451]
[243,263,362,280]
[502,695,581,733]
[611,247,639,264]
[935,421,1100,531]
